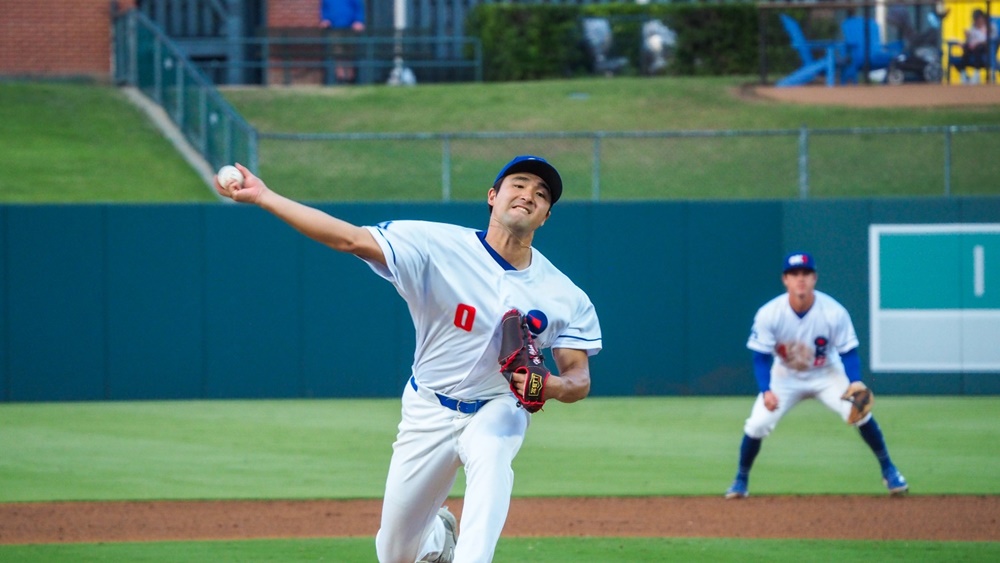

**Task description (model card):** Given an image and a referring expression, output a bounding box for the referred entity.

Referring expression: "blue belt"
[409,376,491,414]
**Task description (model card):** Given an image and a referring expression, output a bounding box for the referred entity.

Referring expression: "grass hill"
[3,77,999,202]
[0,81,211,202]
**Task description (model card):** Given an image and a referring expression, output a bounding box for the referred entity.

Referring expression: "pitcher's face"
[488,172,552,231]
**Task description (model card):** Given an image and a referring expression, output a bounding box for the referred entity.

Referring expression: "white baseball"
[216,165,244,191]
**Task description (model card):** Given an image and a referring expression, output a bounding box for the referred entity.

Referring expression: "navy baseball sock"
[736,434,763,479]
[858,417,894,472]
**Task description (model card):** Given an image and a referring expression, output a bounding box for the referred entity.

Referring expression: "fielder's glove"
[841,381,874,425]
[498,309,549,413]
[775,341,815,371]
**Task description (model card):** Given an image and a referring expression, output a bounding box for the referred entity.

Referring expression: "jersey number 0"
[454,304,476,332]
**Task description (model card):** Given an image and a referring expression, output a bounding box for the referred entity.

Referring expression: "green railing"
[113,9,258,174]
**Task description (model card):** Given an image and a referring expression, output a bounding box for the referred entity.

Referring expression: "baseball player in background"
[724,252,908,499]
[215,156,602,562]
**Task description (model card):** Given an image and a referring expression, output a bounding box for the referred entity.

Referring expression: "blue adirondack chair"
[841,15,905,83]
[777,13,846,87]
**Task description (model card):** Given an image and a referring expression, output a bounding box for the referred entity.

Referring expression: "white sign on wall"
[869,224,1000,372]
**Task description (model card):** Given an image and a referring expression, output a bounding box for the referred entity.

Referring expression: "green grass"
[0,81,212,203]
[4,78,999,203]
[222,77,1000,133]
[2,537,997,563]
[220,76,1000,202]
[1,397,996,560]
[1,396,996,502]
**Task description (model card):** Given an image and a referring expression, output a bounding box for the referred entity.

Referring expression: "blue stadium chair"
[776,13,847,87]
[840,15,905,83]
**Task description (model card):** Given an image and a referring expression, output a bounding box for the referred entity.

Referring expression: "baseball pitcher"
[216,155,602,562]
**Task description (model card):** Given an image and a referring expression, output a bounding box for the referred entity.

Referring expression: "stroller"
[885,6,948,84]
[582,18,629,76]
[640,19,677,75]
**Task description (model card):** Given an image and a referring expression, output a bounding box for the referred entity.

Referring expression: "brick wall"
[0,0,325,82]
[269,0,321,28]
[266,1,341,86]
[0,0,137,79]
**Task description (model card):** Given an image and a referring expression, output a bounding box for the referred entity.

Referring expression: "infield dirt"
[1,496,998,544]
[745,83,1000,108]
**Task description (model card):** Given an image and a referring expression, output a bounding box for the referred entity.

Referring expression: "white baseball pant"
[375,381,530,562]
[743,368,871,439]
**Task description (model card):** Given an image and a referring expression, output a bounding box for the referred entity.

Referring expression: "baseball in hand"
[216,165,244,191]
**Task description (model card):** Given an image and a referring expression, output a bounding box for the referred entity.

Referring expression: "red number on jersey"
[454,304,476,332]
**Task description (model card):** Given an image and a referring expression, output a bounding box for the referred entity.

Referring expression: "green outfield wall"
[2,197,998,402]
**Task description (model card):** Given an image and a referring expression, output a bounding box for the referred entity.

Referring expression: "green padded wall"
[2,197,997,401]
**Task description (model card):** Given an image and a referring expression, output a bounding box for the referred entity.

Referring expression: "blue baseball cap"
[783,252,816,273]
[493,155,563,205]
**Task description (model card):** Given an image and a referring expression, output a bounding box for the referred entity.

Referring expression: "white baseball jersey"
[747,290,859,379]
[362,220,602,399]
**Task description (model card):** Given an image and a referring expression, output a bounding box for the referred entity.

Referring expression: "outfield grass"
[1,396,996,502]
[2,537,997,563]
[4,78,1000,203]
[1,397,997,560]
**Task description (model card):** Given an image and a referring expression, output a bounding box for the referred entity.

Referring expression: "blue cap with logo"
[493,155,563,205]
[783,252,816,273]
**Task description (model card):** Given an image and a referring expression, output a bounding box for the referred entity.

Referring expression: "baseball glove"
[775,341,815,371]
[841,381,874,425]
[498,309,549,413]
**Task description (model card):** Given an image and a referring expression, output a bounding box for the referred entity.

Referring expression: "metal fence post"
[475,41,483,83]
[442,136,452,202]
[944,126,953,197]
[128,11,138,85]
[798,125,809,200]
[198,87,208,155]
[225,0,242,85]
[176,59,184,126]
[154,39,163,104]
[223,115,233,166]
[592,133,602,201]
[248,128,259,173]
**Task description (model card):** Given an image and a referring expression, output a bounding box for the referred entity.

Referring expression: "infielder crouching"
[725,252,908,499]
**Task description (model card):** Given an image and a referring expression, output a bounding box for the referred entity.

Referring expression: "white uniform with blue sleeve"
[363,219,602,562]
[743,290,865,438]
[725,251,907,500]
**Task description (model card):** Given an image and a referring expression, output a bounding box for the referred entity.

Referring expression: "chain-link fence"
[113,9,258,174]
[257,125,1000,202]
[111,6,998,202]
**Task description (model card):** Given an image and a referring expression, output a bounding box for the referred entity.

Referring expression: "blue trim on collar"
[477,231,516,271]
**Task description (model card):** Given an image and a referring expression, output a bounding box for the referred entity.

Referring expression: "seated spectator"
[952,9,998,84]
